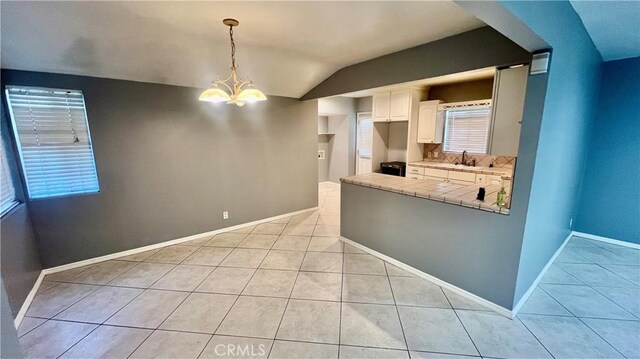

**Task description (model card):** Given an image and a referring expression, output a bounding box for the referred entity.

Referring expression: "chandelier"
[199,18,267,106]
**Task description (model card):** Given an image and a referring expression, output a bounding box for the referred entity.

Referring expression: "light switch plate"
[318,150,325,159]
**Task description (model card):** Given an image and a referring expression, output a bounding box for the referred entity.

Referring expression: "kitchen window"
[443,104,492,154]
[0,135,18,215]
[5,86,100,199]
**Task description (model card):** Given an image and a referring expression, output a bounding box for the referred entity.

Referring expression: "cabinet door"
[489,65,529,156]
[373,93,390,122]
[389,90,412,121]
[417,101,438,143]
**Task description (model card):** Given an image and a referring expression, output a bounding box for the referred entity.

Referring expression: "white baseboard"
[13,271,45,328]
[13,206,318,328]
[571,231,640,250]
[510,232,572,317]
[340,236,514,318]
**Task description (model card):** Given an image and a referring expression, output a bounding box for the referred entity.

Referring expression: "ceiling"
[570,0,640,61]
[0,1,484,98]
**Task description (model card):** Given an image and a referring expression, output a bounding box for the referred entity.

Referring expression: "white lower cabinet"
[406,165,425,176]
[407,166,511,189]
[424,168,448,179]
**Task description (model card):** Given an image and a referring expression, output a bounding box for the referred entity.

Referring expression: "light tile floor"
[18,182,640,358]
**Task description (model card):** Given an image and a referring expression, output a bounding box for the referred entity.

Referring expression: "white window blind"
[443,106,492,154]
[5,86,100,199]
[0,136,18,215]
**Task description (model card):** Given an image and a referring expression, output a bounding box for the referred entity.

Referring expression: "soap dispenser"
[496,187,507,208]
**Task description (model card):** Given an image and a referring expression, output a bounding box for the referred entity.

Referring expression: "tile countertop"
[409,161,514,180]
[341,173,511,215]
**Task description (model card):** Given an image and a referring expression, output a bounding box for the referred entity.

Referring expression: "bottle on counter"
[496,187,507,208]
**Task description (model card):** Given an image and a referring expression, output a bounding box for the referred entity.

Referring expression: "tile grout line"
[193,233,274,359]
[383,259,411,358]
[513,313,556,359]
[269,196,324,357]
[440,287,483,358]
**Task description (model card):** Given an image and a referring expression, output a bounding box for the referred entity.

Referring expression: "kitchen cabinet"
[417,100,444,144]
[406,165,425,176]
[373,93,391,122]
[488,65,529,156]
[447,171,476,185]
[373,90,414,122]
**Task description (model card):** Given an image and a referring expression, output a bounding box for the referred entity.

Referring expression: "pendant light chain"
[229,25,236,70]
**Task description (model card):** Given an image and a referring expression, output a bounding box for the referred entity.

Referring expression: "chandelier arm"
[215,79,234,94]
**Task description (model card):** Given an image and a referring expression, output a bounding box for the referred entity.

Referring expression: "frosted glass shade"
[199,87,232,103]
[237,88,267,103]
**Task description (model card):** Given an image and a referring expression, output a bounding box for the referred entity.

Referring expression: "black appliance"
[380,161,406,177]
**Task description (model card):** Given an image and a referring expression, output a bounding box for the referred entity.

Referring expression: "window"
[5,86,99,199]
[443,104,492,154]
[0,136,18,215]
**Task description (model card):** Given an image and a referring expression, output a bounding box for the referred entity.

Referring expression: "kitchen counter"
[409,161,514,180]
[341,173,510,214]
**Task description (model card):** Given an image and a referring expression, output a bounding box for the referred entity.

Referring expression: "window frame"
[0,134,19,217]
[5,86,101,200]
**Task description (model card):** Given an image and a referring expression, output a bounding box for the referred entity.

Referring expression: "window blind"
[0,136,18,215]
[443,106,492,154]
[5,86,100,199]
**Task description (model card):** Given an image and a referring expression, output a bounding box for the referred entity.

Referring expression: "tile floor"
[17,182,640,358]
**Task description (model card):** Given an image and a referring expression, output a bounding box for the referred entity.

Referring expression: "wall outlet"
[433,151,439,158]
[223,211,229,220]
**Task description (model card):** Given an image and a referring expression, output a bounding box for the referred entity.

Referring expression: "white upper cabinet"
[373,92,391,122]
[488,65,529,156]
[389,90,412,121]
[417,100,443,144]
[373,90,413,122]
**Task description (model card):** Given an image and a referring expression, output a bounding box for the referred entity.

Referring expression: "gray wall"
[1,69,318,268]
[355,97,372,113]
[341,183,525,309]
[302,27,529,100]
[1,204,41,316]
[0,105,42,317]
[1,278,22,359]
[318,136,331,183]
[318,98,357,183]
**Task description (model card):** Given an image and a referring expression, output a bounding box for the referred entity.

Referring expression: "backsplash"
[423,144,516,168]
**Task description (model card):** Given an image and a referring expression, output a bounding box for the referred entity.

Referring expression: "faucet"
[460,151,476,167]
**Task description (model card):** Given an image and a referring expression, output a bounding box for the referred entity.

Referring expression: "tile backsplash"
[423,144,516,168]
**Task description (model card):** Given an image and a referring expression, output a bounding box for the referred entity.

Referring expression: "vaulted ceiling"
[0,1,484,98]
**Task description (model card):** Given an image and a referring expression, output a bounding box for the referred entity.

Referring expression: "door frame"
[355,111,373,175]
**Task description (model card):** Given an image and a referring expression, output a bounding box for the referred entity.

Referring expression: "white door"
[356,112,373,174]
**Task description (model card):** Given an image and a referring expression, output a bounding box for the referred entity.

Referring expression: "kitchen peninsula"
[342,171,511,214]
